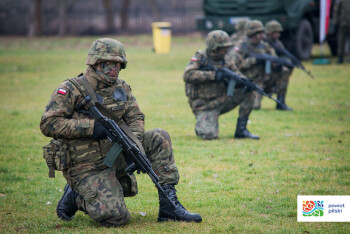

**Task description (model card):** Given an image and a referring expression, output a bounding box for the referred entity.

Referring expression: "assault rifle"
[248,52,295,68]
[267,41,314,79]
[78,96,176,208]
[201,60,281,105]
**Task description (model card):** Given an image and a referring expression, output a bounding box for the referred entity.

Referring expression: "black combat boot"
[234,117,259,140]
[56,184,79,221]
[276,94,293,111]
[158,185,202,222]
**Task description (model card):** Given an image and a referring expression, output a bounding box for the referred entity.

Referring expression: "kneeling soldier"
[40,38,202,226]
[183,30,258,140]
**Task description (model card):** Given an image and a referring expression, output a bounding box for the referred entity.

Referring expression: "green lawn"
[0,35,349,233]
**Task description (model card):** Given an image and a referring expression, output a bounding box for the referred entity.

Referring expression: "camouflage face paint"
[96,61,121,84]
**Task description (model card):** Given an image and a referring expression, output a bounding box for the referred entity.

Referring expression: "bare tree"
[58,0,77,36]
[28,0,42,36]
[102,0,116,33]
[150,0,160,22]
[120,0,130,31]
[58,0,68,36]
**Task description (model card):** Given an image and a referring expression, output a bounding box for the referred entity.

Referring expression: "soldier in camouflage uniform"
[40,38,202,226]
[235,20,292,111]
[264,20,293,110]
[183,30,259,140]
[230,19,249,46]
[333,0,350,64]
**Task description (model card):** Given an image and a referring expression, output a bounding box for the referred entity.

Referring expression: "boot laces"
[165,187,186,209]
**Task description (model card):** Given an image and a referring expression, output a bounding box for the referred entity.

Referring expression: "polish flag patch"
[191,57,198,62]
[57,88,67,95]
[234,46,240,52]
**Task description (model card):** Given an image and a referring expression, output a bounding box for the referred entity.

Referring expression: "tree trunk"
[120,0,130,31]
[58,0,77,36]
[150,0,160,22]
[102,0,115,33]
[28,0,42,36]
[58,0,67,36]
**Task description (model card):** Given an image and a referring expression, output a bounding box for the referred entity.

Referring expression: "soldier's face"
[251,32,264,44]
[96,61,121,80]
[217,47,228,56]
[271,32,281,40]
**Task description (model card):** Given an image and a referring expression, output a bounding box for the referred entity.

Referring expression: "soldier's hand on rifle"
[255,57,266,65]
[92,121,110,141]
[274,63,283,72]
[215,68,226,82]
[248,57,263,65]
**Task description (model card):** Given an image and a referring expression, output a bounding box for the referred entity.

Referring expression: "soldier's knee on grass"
[195,128,218,140]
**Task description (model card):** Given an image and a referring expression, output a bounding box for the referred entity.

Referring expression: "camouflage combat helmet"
[206,30,233,50]
[265,20,283,34]
[86,38,128,69]
[245,20,265,37]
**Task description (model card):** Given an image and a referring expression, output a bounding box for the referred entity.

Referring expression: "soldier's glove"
[215,68,226,82]
[242,85,253,94]
[273,62,283,72]
[92,122,109,141]
[255,57,265,65]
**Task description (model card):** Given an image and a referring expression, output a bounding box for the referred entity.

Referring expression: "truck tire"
[295,19,313,60]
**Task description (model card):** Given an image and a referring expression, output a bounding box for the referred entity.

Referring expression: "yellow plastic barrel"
[152,22,172,54]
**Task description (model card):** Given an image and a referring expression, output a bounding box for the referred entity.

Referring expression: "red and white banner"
[319,0,332,43]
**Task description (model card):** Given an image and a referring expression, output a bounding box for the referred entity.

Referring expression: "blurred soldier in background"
[40,38,202,227]
[230,19,249,46]
[264,20,293,110]
[235,20,292,111]
[183,30,259,140]
[333,0,350,64]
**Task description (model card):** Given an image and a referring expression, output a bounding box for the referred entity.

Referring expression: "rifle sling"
[69,75,146,155]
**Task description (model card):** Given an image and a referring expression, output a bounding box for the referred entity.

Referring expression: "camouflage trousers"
[194,88,254,140]
[337,25,350,56]
[70,128,179,227]
[252,68,292,108]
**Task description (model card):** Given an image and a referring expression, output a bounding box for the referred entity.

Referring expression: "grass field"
[0,35,349,233]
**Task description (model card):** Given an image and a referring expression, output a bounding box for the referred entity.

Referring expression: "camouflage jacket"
[227,47,245,70]
[234,38,276,82]
[333,0,350,27]
[264,38,285,52]
[183,50,243,112]
[264,38,291,60]
[230,32,246,46]
[40,66,144,179]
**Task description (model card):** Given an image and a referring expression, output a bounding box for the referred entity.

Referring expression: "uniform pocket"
[78,181,98,204]
[108,101,126,117]
[43,139,71,172]
[69,140,103,164]
[84,187,98,204]
[196,82,225,100]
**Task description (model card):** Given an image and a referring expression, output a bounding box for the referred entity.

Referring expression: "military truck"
[196,0,338,60]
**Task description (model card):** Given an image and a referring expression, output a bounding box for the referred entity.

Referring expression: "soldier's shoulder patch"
[57,88,67,95]
[191,57,198,62]
[234,46,240,52]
